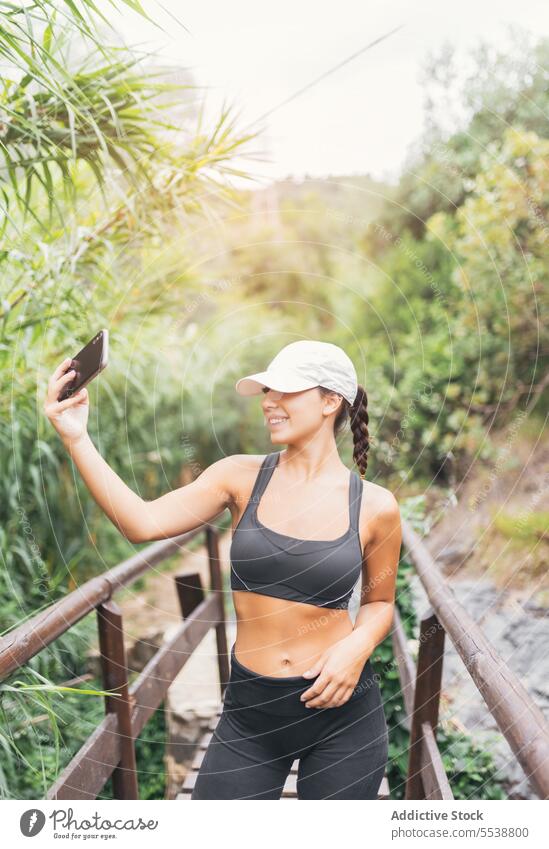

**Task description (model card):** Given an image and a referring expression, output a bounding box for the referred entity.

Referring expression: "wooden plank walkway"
[177,706,390,800]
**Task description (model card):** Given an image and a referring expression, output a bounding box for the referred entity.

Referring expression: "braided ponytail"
[349,384,370,479]
[318,382,371,479]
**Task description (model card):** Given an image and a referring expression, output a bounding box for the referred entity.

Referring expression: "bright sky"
[109,0,549,185]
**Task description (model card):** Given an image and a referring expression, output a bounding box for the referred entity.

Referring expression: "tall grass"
[0,0,257,798]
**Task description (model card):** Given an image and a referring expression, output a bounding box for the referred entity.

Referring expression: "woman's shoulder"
[353,477,400,553]
[217,453,271,501]
[224,452,272,472]
[360,477,400,518]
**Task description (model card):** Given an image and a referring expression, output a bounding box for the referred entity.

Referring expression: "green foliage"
[134,703,167,800]
[0,0,161,225]
[438,730,506,800]
[355,35,549,482]
[493,510,549,544]
[0,661,167,800]
[0,655,110,800]
[427,127,549,404]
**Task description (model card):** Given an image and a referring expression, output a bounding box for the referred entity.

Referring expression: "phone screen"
[58,329,109,401]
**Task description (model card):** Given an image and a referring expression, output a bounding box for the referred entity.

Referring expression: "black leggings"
[191,643,389,800]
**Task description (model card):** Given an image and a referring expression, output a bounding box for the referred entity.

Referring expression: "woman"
[44,339,401,800]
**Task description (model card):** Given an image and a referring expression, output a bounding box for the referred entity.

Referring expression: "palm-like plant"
[0,1,258,228]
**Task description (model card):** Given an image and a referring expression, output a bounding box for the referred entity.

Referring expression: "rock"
[127,628,165,672]
[85,649,102,680]
[435,543,475,566]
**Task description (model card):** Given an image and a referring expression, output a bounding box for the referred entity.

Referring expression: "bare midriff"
[232,590,354,677]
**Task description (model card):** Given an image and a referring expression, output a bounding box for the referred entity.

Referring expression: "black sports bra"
[230,452,364,609]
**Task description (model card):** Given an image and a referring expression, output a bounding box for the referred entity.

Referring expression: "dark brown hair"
[318,384,371,479]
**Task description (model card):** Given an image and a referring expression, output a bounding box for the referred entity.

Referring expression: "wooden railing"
[395,522,549,800]
[0,525,229,800]
[1,518,548,799]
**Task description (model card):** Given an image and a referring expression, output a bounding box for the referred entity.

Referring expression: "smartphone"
[58,329,109,402]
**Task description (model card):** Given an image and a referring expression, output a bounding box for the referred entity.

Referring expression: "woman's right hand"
[44,357,90,445]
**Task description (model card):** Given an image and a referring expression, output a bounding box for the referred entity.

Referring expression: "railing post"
[405,608,445,800]
[174,572,205,619]
[97,600,139,799]
[206,525,230,696]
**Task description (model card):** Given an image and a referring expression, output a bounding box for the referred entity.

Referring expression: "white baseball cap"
[235,340,358,406]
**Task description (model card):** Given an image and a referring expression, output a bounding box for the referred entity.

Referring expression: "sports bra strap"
[249,452,279,508]
[253,452,363,533]
[348,470,363,531]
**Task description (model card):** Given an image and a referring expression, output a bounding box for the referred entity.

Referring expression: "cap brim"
[235,368,318,397]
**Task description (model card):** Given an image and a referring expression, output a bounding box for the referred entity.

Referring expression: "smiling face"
[261,385,343,445]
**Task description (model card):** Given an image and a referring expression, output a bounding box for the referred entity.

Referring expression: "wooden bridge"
[1,521,548,800]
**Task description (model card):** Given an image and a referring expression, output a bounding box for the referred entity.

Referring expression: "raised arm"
[44,357,234,544]
[136,456,236,542]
